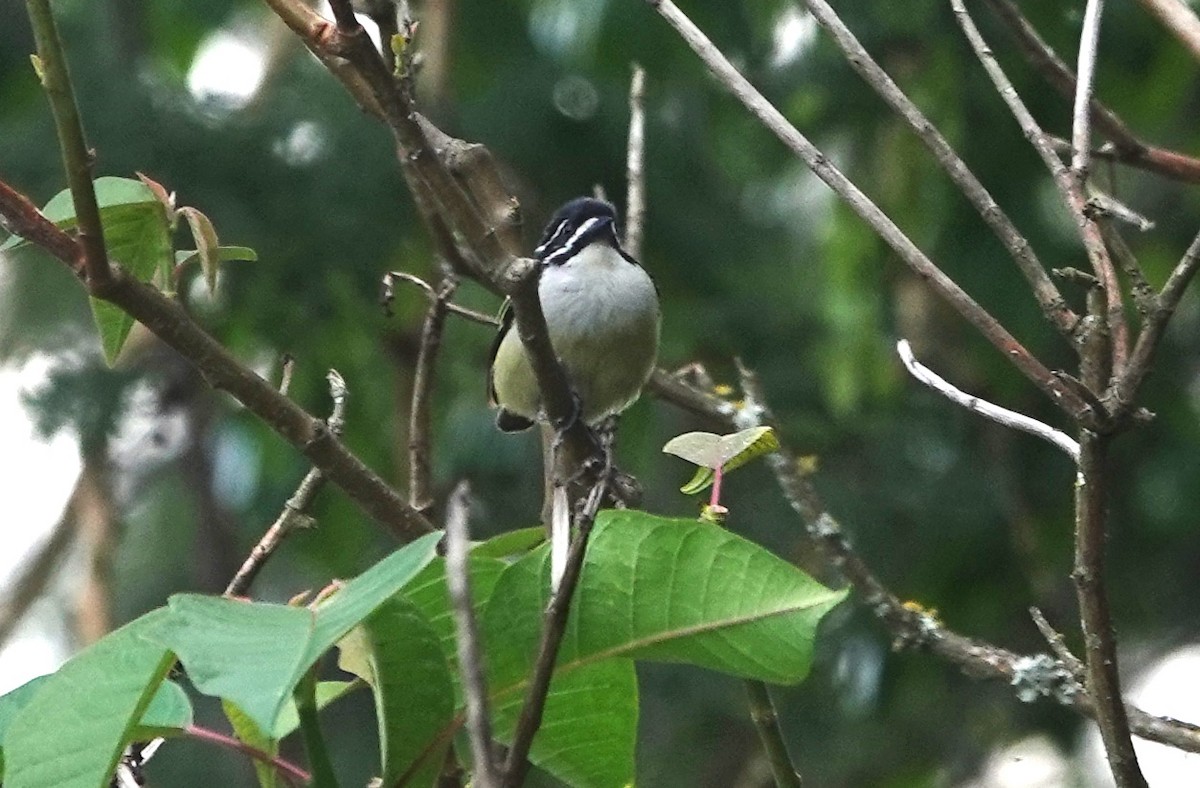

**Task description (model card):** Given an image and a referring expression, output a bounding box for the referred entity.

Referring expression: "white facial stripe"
[541,216,604,265]
[535,219,570,256]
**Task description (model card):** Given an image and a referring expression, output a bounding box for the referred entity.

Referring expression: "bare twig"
[1072,0,1106,176]
[645,367,1200,753]
[798,0,1077,338]
[744,679,802,788]
[224,370,348,597]
[896,340,1080,462]
[502,474,610,787]
[1030,607,1085,678]
[23,0,110,287]
[444,482,500,788]
[409,277,455,512]
[625,64,647,259]
[279,354,296,397]
[382,271,498,326]
[950,0,1127,374]
[983,0,1200,183]
[1133,0,1200,63]
[643,0,1090,420]
[186,724,310,787]
[1112,228,1200,412]
[0,179,83,272]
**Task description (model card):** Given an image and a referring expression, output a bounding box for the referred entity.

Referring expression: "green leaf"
[473,526,545,560]
[0,676,49,777]
[663,426,781,494]
[337,596,454,788]
[473,510,844,787]
[13,177,173,364]
[177,206,220,295]
[272,681,358,740]
[3,610,174,788]
[174,246,258,268]
[143,531,440,734]
[133,679,193,738]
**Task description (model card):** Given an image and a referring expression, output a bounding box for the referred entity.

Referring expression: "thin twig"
[1111,228,1200,411]
[23,0,110,286]
[1072,0,1106,176]
[644,366,1200,753]
[798,0,1077,338]
[896,340,1079,462]
[1030,607,1086,678]
[950,0,1127,375]
[644,0,1090,420]
[983,0,1200,183]
[744,680,802,788]
[444,481,500,788]
[625,63,647,259]
[1134,0,1200,63]
[224,370,348,597]
[185,725,310,786]
[408,277,455,512]
[382,271,498,326]
[502,474,610,787]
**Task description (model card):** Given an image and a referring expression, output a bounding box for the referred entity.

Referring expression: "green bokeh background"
[2,1,1199,785]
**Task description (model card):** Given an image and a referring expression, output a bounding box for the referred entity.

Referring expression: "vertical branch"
[1072,0,1107,176]
[744,680,803,788]
[408,275,455,513]
[1074,431,1145,787]
[23,0,110,286]
[444,482,500,788]
[74,456,118,645]
[502,476,609,788]
[625,64,647,259]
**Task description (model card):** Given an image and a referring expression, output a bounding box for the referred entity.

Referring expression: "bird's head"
[534,197,620,265]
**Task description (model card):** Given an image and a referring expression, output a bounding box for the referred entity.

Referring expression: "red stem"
[710,464,724,509]
[184,724,311,786]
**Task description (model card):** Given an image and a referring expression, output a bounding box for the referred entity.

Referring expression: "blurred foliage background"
[2,0,1200,785]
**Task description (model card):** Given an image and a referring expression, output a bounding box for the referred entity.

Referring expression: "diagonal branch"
[645,366,1200,755]
[798,0,1078,338]
[949,0,1127,377]
[642,0,1091,422]
[1133,0,1200,63]
[982,0,1200,184]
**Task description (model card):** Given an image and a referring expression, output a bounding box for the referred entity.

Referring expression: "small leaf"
[223,700,278,788]
[664,426,780,494]
[135,172,176,218]
[134,680,193,738]
[175,245,257,270]
[177,207,220,295]
[3,610,174,788]
[32,177,173,364]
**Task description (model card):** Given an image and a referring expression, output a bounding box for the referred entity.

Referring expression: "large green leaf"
[143,531,441,733]
[23,177,172,363]
[337,596,454,788]
[475,511,845,787]
[2,610,174,788]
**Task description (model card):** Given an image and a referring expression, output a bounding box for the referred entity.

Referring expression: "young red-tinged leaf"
[135,172,176,218]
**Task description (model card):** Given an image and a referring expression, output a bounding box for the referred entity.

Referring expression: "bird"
[488,197,660,591]
[488,196,661,435]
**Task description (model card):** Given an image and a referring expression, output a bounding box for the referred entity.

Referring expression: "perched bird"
[488,196,661,433]
[488,197,660,590]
